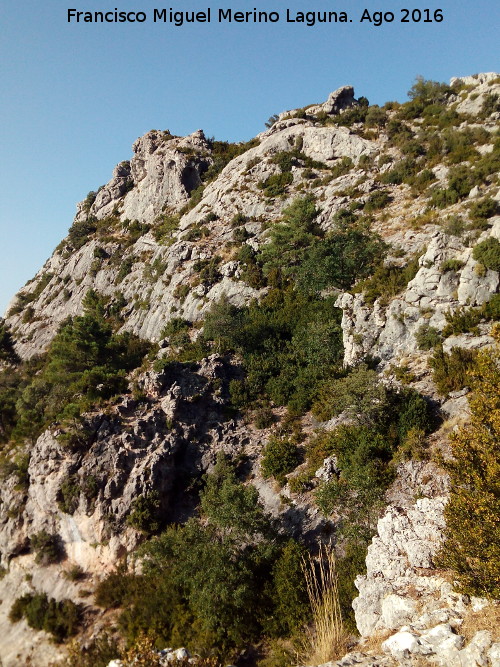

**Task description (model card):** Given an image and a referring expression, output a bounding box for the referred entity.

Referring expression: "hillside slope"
[0,72,499,667]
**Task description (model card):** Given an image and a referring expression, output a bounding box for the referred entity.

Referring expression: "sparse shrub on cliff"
[437,336,500,597]
[30,529,64,564]
[363,190,392,212]
[354,254,420,305]
[415,324,443,350]
[57,475,81,514]
[261,437,302,485]
[13,309,150,441]
[65,633,120,667]
[469,197,498,222]
[127,491,162,535]
[153,213,180,245]
[258,171,293,197]
[9,593,81,642]
[429,345,478,394]
[473,237,500,272]
[440,258,464,273]
[0,320,19,364]
[480,92,500,117]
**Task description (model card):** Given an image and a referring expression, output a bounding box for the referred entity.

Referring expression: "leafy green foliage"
[9,593,81,642]
[96,457,308,656]
[440,259,464,273]
[30,530,64,564]
[363,190,392,212]
[473,237,500,272]
[127,491,162,534]
[202,138,260,183]
[0,320,19,364]
[441,295,500,337]
[437,340,500,597]
[8,272,54,316]
[153,214,180,245]
[354,255,420,305]
[312,425,395,532]
[258,171,293,197]
[270,540,309,636]
[469,197,498,222]
[260,437,302,485]
[203,290,343,412]
[200,456,268,535]
[296,226,385,294]
[415,324,443,350]
[12,307,150,442]
[312,364,385,423]
[429,346,478,395]
[57,475,81,514]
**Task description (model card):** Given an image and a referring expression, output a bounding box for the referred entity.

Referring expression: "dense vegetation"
[202,195,387,413]
[437,332,500,597]
[0,297,150,446]
[95,455,309,658]
[9,593,82,642]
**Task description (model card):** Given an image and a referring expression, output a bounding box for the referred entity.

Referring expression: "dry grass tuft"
[461,603,500,642]
[300,544,349,665]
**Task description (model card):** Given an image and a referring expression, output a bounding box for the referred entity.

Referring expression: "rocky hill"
[0,72,499,667]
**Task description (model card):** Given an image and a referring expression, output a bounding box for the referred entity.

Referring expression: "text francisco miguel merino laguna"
[67,7,352,25]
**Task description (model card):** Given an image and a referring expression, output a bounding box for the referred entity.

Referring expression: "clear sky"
[1,0,498,315]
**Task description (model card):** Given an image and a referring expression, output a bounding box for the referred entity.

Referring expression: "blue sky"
[1,0,498,315]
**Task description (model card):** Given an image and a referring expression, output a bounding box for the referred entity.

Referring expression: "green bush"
[415,324,443,350]
[127,491,162,534]
[443,307,481,337]
[429,346,478,395]
[203,290,343,412]
[472,237,500,272]
[115,255,135,284]
[269,540,309,636]
[30,530,63,564]
[111,458,282,654]
[0,320,19,364]
[152,214,180,244]
[202,137,260,183]
[13,309,150,441]
[260,437,302,484]
[313,424,395,523]
[312,363,386,423]
[469,197,498,222]
[363,190,392,212]
[355,255,420,305]
[436,342,500,597]
[440,259,464,273]
[258,171,293,197]
[442,215,466,237]
[57,475,81,514]
[481,93,500,117]
[9,593,81,642]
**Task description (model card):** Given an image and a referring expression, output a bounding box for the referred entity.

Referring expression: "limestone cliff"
[1,73,499,666]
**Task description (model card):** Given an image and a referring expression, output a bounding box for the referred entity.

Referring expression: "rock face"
[1,73,500,664]
[75,129,212,224]
[338,220,500,367]
[349,496,500,666]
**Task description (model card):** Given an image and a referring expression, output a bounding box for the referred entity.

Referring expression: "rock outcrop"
[1,73,499,665]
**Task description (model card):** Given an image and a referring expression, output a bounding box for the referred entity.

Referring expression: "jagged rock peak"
[75,128,212,224]
[275,84,359,125]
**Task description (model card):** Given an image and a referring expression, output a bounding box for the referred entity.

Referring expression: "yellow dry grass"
[299,544,349,665]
